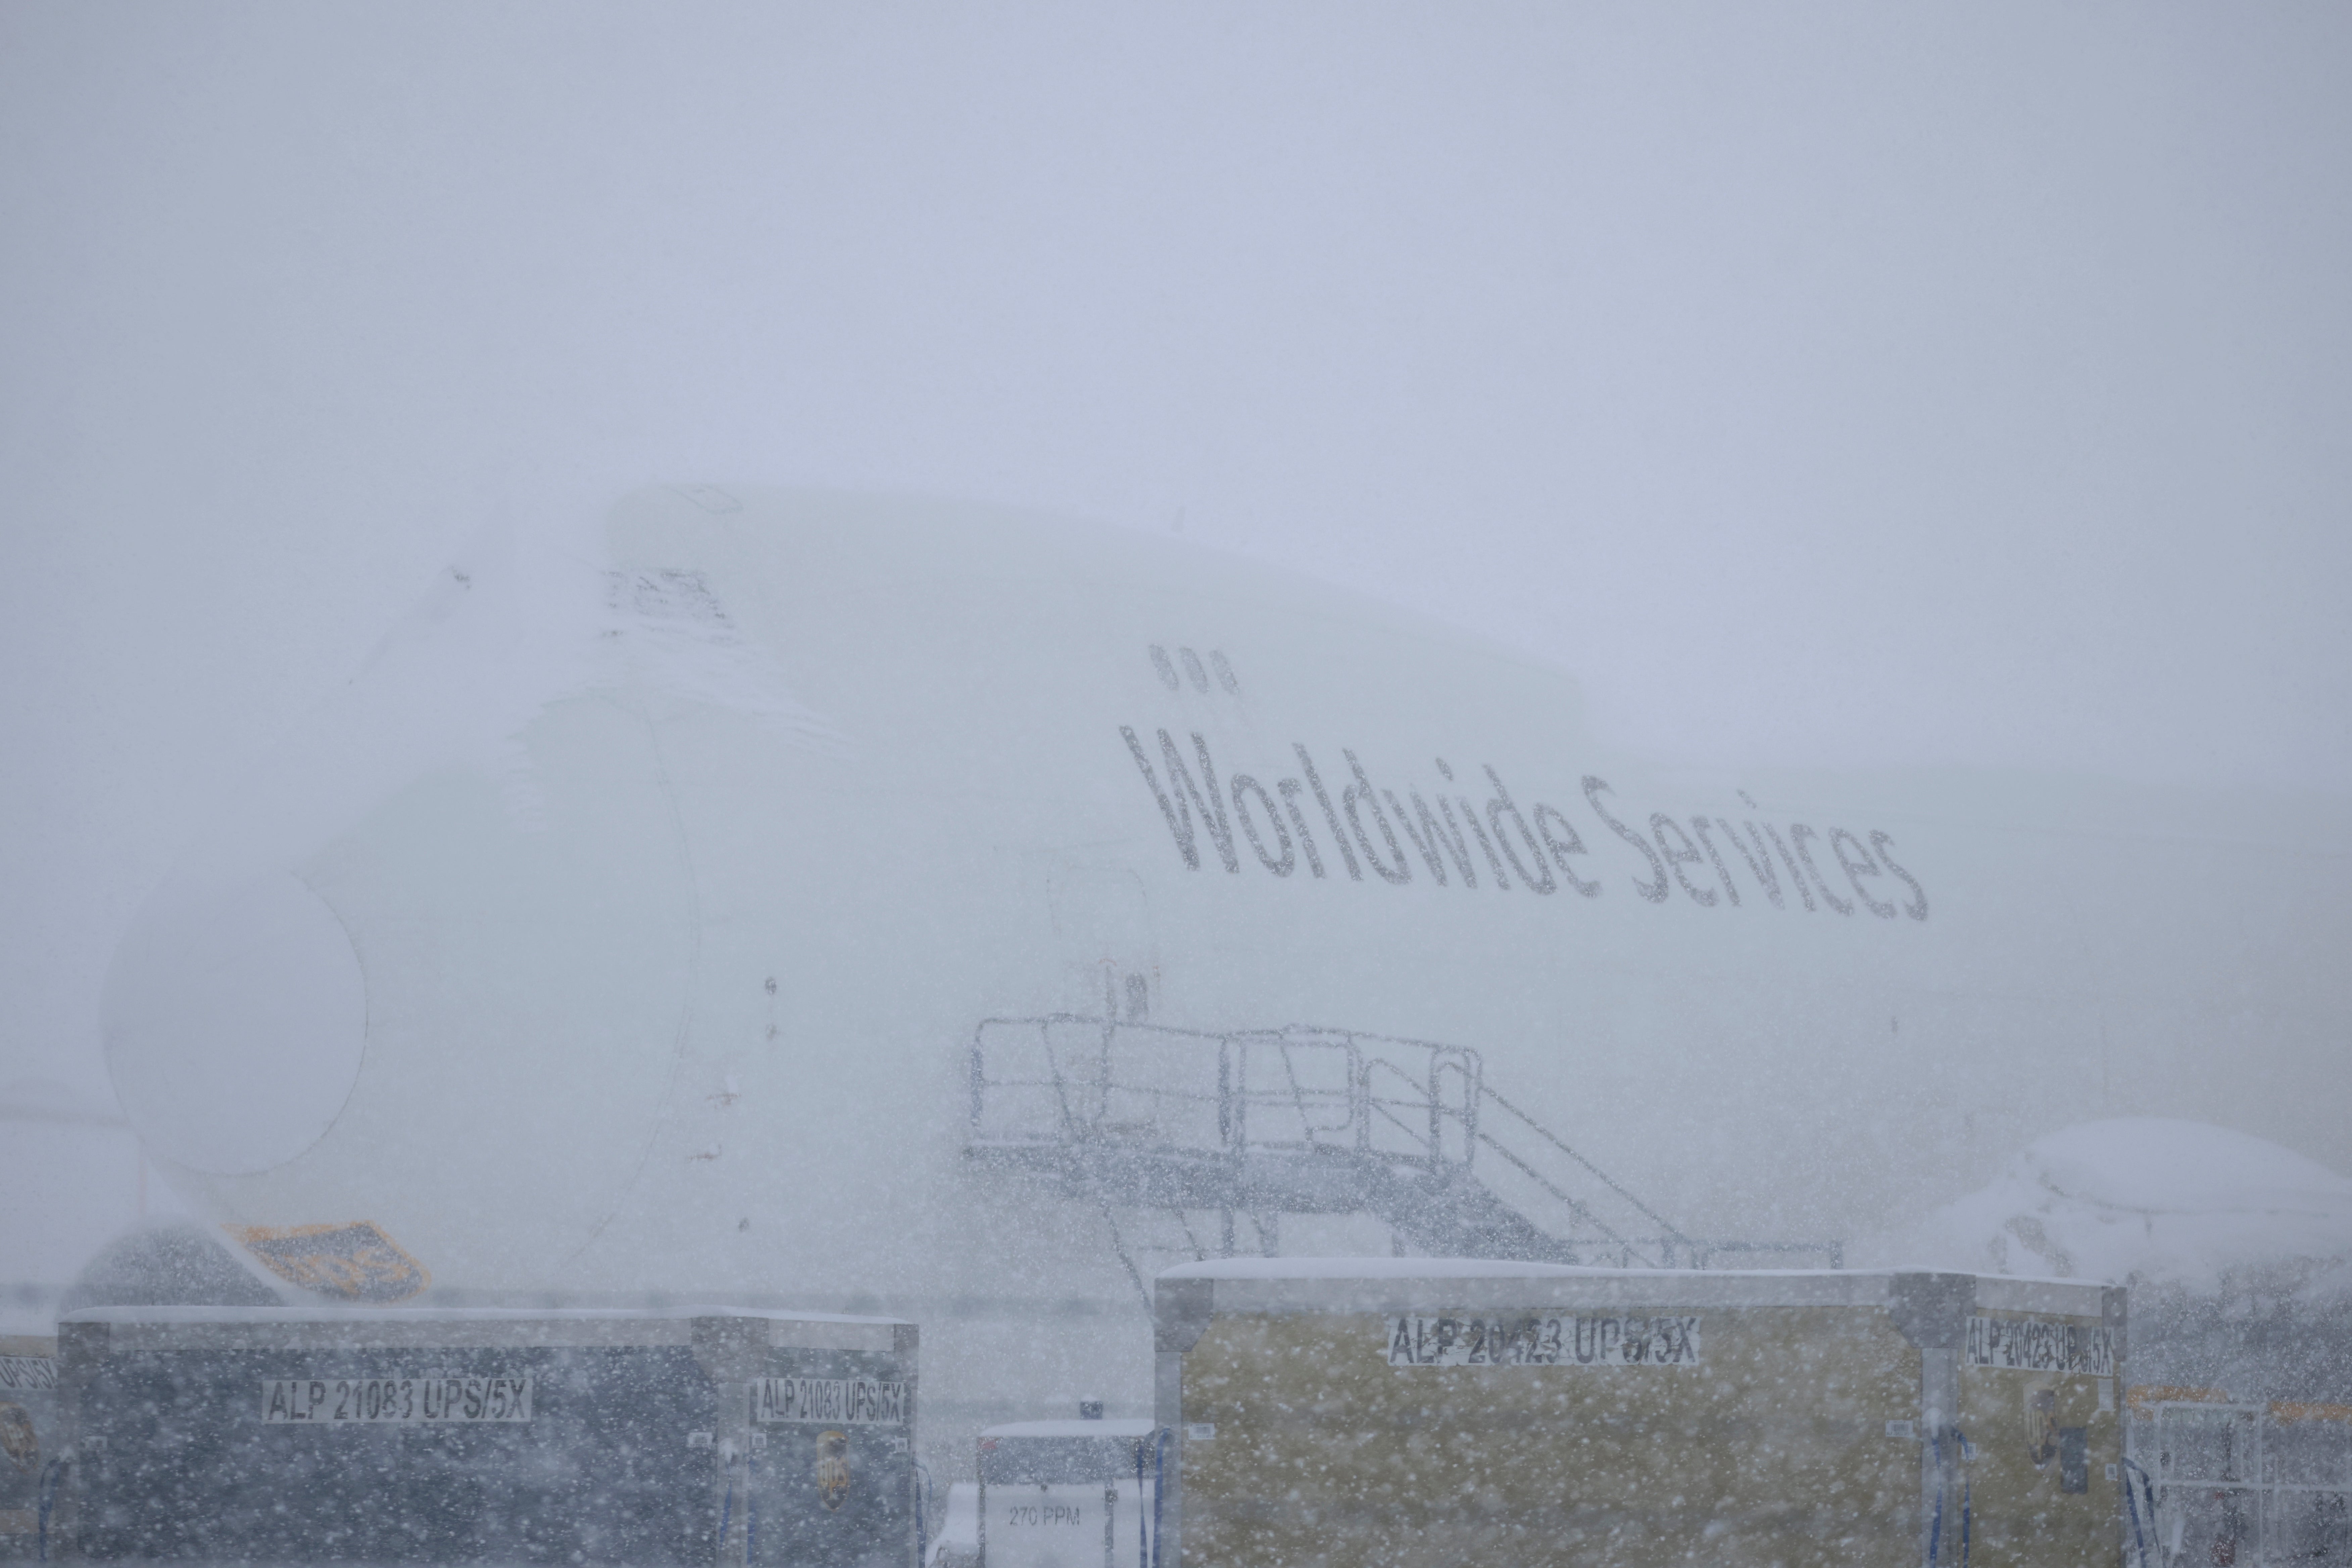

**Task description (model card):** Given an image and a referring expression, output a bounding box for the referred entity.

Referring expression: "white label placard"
[0,1355,56,1390]
[1966,1316,2115,1377]
[749,1376,908,1425]
[1000,1487,1096,1531]
[260,1375,532,1423]
[1387,1314,1701,1368]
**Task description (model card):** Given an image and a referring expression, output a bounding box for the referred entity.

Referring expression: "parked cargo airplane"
[100,486,2352,1460]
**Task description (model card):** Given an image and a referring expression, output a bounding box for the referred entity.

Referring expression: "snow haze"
[4,6,2350,1281]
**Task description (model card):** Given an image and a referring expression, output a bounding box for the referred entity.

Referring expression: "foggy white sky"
[3,2,2349,1098]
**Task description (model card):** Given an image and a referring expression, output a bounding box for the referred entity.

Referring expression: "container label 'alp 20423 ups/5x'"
[1387,1314,1703,1368]
[1965,1316,2115,1377]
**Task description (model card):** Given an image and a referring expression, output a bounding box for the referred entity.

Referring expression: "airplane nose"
[103,870,369,1176]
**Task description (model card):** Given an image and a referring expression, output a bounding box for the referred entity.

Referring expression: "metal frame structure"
[964,1014,1839,1304]
[2131,1398,2352,1567]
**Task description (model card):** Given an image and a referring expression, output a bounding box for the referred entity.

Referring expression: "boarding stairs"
[963,1016,1839,1308]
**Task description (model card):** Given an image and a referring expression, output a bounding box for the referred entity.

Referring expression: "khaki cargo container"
[1153,1261,2124,1568]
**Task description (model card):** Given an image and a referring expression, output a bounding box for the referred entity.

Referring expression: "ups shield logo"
[816,1430,851,1511]
[0,1403,36,1473]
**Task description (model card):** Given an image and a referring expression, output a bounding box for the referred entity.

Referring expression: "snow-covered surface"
[924,1483,979,1568]
[982,1419,1157,1439]
[1162,1257,1612,1282]
[1159,1256,1864,1282]
[1858,1119,2352,1297]
[64,1303,909,1326]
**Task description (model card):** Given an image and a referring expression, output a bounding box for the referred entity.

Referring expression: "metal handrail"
[1245,1033,1360,1148]
[1351,1054,1478,1175]
[1432,1051,1479,1166]
[962,1013,1794,1272]
[972,1017,1552,1193]
[1478,1082,1690,1245]
[1470,1125,1654,1262]
[972,1017,1478,1165]
[1356,1065,1429,1149]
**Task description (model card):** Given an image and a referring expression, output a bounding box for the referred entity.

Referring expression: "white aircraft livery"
[101,486,2352,1458]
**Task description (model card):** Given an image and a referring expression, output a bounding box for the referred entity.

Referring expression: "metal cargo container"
[2117,1284,2352,1567]
[975,1412,1160,1568]
[56,1305,918,1567]
[0,1335,59,1561]
[1153,1261,2124,1568]
[2124,1391,2352,1567]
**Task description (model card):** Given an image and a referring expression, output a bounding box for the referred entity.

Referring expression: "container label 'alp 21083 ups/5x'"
[258,1374,534,1423]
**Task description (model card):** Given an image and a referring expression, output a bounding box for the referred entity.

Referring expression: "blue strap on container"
[1928,1432,1946,1566]
[1150,1428,1168,1568]
[745,1445,757,1565]
[1136,1437,1148,1567]
[914,1459,932,1567]
[2122,1457,2156,1568]
[1955,1428,1970,1568]
[36,1456,66,1563]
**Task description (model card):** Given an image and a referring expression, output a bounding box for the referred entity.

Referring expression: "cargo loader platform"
[964,1015,1838,1300]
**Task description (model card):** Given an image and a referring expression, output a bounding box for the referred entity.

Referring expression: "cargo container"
[0,1334,58,1562]
[2123,1389,2352,1567]
[1152,1260,2124,1568]
[2112,1278,2352,1567]
[56,1305,918,1567]
[975,1412,1160,1568]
